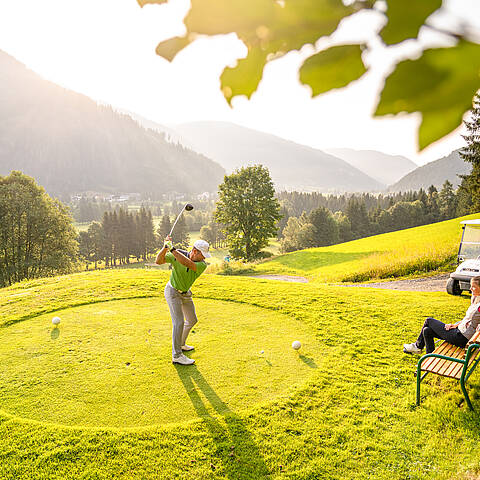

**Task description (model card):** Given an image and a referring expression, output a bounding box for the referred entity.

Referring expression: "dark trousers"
[416,317,468,354]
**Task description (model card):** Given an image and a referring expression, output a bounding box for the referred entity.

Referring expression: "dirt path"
[337,274,450,292]
[249,274,450,292]
[249,275,309,283]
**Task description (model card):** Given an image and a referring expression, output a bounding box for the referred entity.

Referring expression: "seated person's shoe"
[181,344,195,351]
[403,342,422,354]
[172,354,195,365]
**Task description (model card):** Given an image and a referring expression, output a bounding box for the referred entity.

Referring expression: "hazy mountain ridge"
[389,150,470,192]
[175,121,385,193]
[324,148,417,185]
[0,50,225,197]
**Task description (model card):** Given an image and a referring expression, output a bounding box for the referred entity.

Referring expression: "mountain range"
[0,50,224,198]
[173,121,384,192]
[0,49,470,197]
[324,148,417,185]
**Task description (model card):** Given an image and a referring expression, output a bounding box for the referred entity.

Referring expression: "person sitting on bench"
[403,276,480,354]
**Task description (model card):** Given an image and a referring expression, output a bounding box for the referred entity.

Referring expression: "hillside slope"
[389,150,470,192]
[253,213,479,282]
[0,50,224,197]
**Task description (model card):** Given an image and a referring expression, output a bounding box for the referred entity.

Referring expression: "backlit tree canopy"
[137,0,480,150]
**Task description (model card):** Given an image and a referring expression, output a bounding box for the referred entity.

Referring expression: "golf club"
[169,203,194,237]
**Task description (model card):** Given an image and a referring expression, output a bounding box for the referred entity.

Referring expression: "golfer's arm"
[155,246,169,265]
[171,250,197,271]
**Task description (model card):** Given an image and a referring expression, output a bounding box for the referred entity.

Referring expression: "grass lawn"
[0,297,320,428]
[73,222,91,233]
[1,269,480,479]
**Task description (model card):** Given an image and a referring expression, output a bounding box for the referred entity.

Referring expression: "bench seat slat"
[421,341,480,380]
[422,342,459,372]
[422,342,452,370]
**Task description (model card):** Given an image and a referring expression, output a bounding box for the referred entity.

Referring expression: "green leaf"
[267,0,355,53]
[155,36,192,62]
[380,0,442,45]
[299,44,367,96]
[185,0,277,39]
[183,0,353,52]
[153,0,354,98]
[375,40,480,149]
[220,47,268,103]
[137,0,168,6]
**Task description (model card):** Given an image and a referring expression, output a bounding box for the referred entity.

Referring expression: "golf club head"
[185,203,194,211]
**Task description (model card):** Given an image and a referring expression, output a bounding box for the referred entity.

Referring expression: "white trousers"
[164,282,198,358]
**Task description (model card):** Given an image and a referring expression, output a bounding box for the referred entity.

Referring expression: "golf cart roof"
[460,219,480,226]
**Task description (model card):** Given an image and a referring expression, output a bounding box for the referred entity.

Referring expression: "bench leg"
[416,366,428,406]
[460,378,474,411]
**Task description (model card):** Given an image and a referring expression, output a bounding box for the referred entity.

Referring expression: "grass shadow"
[50,328,60,340]
[174,365,269,479]
[299,354,317,368]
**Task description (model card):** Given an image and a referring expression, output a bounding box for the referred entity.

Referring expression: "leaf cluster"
[142,0,480,149]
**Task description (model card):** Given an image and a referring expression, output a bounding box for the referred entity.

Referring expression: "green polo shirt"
[165,250,207,292]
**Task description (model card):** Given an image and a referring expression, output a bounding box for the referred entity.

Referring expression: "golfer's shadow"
[174,365,269,479]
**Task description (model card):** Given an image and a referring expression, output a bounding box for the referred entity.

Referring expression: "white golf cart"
[447,219,480,295]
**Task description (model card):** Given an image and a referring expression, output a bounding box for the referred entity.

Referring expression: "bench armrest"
[467,331,480,347]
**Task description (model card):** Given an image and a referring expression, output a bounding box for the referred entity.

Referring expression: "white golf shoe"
[403,343,422,354]
[172,354,195,365]
[181,344,195,351]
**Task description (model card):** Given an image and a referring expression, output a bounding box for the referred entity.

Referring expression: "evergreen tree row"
[78,207,196,269]
[78,207,157,268]
[279,181,467,252]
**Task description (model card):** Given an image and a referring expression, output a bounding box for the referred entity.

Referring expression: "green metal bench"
[416,330,480,410]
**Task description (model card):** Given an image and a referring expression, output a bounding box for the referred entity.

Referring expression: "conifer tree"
[309,206,339,246]
[78,231,93,270]
[157,214,172,245]
[277,206,290,240]
[459,93,480,213]
[88,222,104,269]
[345,198,370,239]
[438,180,457,219]
[101,211,113,267]
[173,214,190,250]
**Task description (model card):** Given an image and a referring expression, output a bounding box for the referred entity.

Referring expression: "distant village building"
[197,192,212,200]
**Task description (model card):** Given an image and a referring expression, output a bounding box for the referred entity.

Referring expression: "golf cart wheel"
[446,278,462,296]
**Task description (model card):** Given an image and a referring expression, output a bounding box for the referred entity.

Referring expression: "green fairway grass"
[0,297,320,428]
[1,269,480,479]
[253,213,480,282]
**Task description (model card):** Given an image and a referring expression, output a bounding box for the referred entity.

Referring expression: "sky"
[0,0,479,166]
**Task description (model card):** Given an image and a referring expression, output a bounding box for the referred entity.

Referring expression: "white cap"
[193,239,211,258]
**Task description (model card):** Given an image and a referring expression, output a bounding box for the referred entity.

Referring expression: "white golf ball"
[292,340,301,350]
[260,350,264,354]
[52,316,61,326]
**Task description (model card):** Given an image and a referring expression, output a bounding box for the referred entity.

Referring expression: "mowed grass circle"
[0,297,321,428]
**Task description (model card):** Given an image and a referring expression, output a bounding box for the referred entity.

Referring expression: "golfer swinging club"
[156,235,211,365]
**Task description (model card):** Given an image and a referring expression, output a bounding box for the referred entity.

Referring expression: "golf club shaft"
[168,205,186,237]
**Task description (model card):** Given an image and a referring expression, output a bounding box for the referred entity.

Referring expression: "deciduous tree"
[215,165,280,260]
[0,171,78,287]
